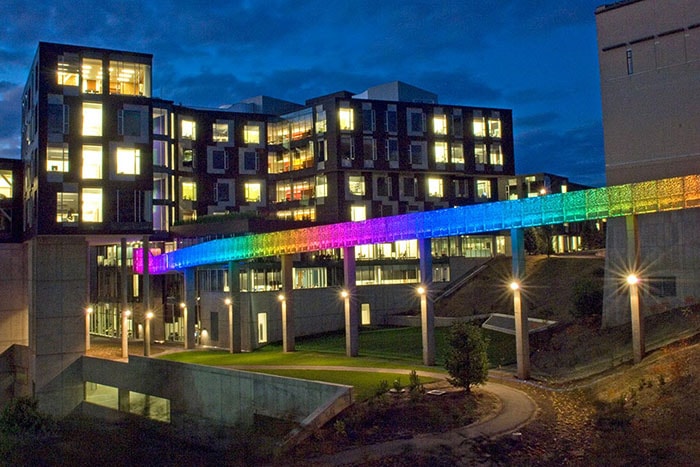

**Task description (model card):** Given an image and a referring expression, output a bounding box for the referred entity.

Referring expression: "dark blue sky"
[0,0,608,187]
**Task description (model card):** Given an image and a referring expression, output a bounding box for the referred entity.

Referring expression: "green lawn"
[159,326,515,400]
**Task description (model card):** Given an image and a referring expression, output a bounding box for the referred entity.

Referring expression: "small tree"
[444,322,489,392]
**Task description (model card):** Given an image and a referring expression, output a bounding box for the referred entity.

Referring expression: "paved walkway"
[227,365,537,465]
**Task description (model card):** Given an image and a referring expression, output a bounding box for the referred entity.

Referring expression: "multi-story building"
[596,0,700,326]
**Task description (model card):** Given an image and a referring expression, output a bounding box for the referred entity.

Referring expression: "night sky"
[0,0,608,187]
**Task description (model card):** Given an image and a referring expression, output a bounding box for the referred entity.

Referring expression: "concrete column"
[626,215,645,363]
[418,238,435,366]
[118,387,130,413]
[85,238,91,352]
[142,236,150,356]
[280,255,295,352]
[121,238,129,359]
[511,228,530,380]
[227,261,242,353]
[183,267,197,350]
[343,246,359,357]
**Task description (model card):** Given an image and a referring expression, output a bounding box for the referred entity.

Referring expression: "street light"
[510,280,530,380]
[340,289,358,357]
[144,311,154,357]
[627,273,645,363]
[225,297,234,353]
[416,285,434,365]
[85,307,93,352]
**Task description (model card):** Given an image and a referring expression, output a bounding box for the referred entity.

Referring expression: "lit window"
[108,61,150,96]
[181,120,196,140]
[473,116,486,137]
[488,118,501,138]
[182,149,194,168]
[433,114,447,135]
[475,144,487,165]
[315,109,327,134]
[434,142,448,163]
[428,178,443,197]
[339,108,354,131]
[81,58,103,94]
[56,192,78,223]
[244,124,260,144]
[451,144,464,165]
[57,54,79,86]
[245,182,262,202]
[116,147,141,175]
[182,181,196,201]
[81,188,102,222]
[351,205,366,221]
[348,175,365,196]
[47,144,69,172]
[489,143,503,166]
[315,174,328,198]
[82,102,102,136]
[213,123,229,142]
[0,170,12,198]
[476,179,491,200]
[82,145,102,179]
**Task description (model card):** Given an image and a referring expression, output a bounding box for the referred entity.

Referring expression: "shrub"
[0,397,54,437]
[571,271,604,319]
[443,322,489,392]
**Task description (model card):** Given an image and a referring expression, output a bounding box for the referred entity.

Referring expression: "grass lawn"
[160,325,514,400]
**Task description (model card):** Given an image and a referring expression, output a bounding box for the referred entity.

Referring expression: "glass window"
[0,170,12,199]
[153,140,167,167]
[181,119,196,140]
[116,147,141,175]
[402,177,416,197]
[473,115,486,137]
[57,54,79,86]
[317,139,327,162]
[182,181,196,201]
[81,188,102,222]
[362,107,375,132]
[363,137,376,161]
[433,114,447,135]
[82,145,102,179]
[215,182,229,202]
[48,102,69,134]
[118,109,142,137]
[451,112,463,137]
[56,191,79,223]
[153,108,168,135]
[407,109,425,134]
[386,138,399,162]
[454,179,468,198]
[81,58,103,94]
[340,135,354,160]
[489,143,503,166]
[339,107,354,131]
[244,182,262,202]
[428,178,443,197]
[315,109,327,134]
[182,148,194,168]
[376,176,390,197]
[213,123,229,142]
[410,143,424,165]
[386,106,398,133]
[451,144,464,165]
[243,151,257,171]
[82,102,102,136]
[108,60,150,97]
[488,118,501,138]
[211,150,227,171]
[244,124,260,144]
[476,179,491,200]
[348,175,365,196]
[434,142,448,164]
[351,205,366,221]
[47,143,69,172]
[315,174,327,198]
[475,143,487,165]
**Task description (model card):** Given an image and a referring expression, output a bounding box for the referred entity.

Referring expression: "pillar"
[228,261,242,353]
[121,238,129,359]
[280,254,295,352]
[511,228,530,380]
[626,215,645,363]
[343,246,359,357]
[183,267,197,350]
[142,236,150,356]
[418,238,435,366]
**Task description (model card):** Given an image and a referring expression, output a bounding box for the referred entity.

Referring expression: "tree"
[444,322,489,392]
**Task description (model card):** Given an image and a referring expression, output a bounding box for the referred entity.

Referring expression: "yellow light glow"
[86,307,93,314]
[180,302,186,309]
[627,274,639,285]
[278,294,285,302]
[510,281,520,291]
[341,290,349,299]
[145,311,154,320]
[417,286,426,295]
[124,310,132,317]
[225,298,232,306]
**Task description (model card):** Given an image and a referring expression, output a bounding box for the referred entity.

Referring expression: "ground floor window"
[257,313,268,343]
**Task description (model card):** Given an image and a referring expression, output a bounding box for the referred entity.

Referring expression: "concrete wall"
[81,356,352,431]
[0,243,28,353]
[0,344,31,404]
[603,211,700,327]
[29,236,88,415]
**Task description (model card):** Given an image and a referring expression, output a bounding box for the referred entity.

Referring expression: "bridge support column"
[142,236,151,356]
[280,254,295,352]
[183,267,197,350]
[227,261,242,353]
[626,215,645,363]
[511,228,530,380]
[121,238,129,358]
[418,238,435,366]
[343,247,359,357]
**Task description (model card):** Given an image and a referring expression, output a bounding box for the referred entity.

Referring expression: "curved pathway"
[226,365,537,465]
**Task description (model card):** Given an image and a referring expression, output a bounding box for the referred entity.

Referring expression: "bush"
[0,397,54,437]
[444,322,489,392]
[571,270,604,319]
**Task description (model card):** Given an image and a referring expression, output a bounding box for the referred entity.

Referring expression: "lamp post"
[121,309,131,358]
[511,281,530,380]
[85,307,93,352]
[225,297,234,353]
[417,285,435,366]
[341,289,358,357]
[278,293,293,352]
[627,274,645,363]
[144,311,153,356]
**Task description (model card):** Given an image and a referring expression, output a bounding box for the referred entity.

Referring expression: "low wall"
[81,356,352,432]
[0,344,31,405]
[386,314,490,328]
